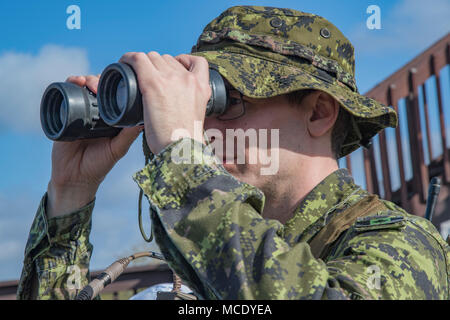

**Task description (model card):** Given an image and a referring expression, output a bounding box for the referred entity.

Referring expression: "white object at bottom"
[129,283,193,300]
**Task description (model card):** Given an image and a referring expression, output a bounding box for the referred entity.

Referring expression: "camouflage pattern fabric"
[134,138,449,299]
[191,6,398,158]
[17,138,450,299]
[17,195,96,300]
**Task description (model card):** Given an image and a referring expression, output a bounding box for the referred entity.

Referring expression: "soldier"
[18,6,449,299]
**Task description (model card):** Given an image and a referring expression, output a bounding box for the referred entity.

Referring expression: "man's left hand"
[119,52,211,154]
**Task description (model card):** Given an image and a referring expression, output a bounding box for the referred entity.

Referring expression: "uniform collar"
[283,168,360,243]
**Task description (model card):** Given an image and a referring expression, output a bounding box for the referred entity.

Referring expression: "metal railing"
[346,33,450,221]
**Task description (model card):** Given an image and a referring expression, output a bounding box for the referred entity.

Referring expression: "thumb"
[110,126,144,161]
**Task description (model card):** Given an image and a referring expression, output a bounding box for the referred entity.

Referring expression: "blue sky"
[0,0,449,281]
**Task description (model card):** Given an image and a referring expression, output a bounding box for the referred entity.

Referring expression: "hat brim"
[192,50,398,158]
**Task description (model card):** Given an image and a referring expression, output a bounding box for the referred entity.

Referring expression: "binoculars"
[40,63,229,141]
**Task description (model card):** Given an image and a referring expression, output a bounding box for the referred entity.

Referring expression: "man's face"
[203,87,311,191]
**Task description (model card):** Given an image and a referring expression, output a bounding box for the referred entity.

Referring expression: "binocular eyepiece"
[40,63,229,141]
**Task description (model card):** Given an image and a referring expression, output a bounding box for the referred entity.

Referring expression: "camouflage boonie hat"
[191,6,398,158]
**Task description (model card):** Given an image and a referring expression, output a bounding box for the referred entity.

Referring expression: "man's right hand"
[46,75,143,219]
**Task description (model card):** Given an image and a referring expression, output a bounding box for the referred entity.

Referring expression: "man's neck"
[261,157,339,224]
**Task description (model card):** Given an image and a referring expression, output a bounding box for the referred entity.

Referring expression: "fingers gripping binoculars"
[40,63,229,141]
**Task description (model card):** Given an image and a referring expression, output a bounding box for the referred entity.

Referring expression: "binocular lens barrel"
[40,82,121,141]
[206,68,227,117]
[41,87,66,138]
[98,63,143,127]
[97,63,229,127]
[41,62,230,141]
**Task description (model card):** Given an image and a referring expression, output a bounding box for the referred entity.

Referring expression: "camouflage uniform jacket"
[17,138,450,300]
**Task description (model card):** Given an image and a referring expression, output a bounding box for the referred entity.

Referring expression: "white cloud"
[0,45,89,133]
[350,0,450,54]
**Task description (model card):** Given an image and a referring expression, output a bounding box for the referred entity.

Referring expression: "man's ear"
[304,91,339,138]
